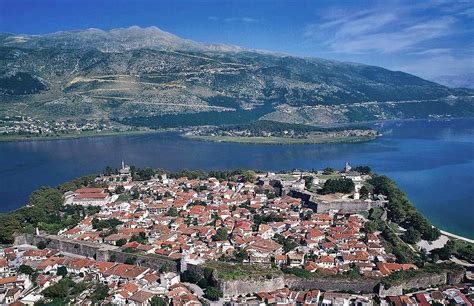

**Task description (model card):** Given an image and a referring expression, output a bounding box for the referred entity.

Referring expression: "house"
[376,262,417,276]
[245,240,283,263]
[3,287,21,304]
[274,255,287,267]
[0,258,8,276]
[160,272,180,289]
[321,292,351,306]
[128,290,156,306]
[287,253,304,267]
[73,187,110,206]
[315,256,335,269]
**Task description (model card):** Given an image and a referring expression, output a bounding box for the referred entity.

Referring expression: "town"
[0,163,472,305]
[0,116,131,139]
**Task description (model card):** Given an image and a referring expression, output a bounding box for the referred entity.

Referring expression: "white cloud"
[409,48,451,55]
[304,6,458,54]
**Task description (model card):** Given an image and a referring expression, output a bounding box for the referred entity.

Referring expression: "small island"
[183,120,380,144]
[0,163,472,305]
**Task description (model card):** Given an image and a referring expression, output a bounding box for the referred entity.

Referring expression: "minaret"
[122,161,125,170]
[345,162,352,173]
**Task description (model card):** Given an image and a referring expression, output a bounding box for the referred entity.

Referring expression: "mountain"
[1,26,473,128]
[431,73,474,90]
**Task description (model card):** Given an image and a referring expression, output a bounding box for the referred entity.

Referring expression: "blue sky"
[0,0,473,79]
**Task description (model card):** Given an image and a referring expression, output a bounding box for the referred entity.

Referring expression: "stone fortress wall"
[15,234,465,297]
[14,234,179,272]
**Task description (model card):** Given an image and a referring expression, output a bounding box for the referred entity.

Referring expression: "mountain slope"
[0,27,472,127]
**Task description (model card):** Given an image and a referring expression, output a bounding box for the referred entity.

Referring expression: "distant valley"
[1,26,473,134]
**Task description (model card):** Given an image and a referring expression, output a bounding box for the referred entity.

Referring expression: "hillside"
[1,26,473,128]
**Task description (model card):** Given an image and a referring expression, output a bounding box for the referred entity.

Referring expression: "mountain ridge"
[0,26,473,128]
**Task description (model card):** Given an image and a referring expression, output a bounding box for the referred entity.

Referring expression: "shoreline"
[1,117,472,144]
[183,135,379,145]
[0,129,163,142]
[440,230,474,244]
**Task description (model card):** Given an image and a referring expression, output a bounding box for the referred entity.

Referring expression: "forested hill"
[1,26,473,128]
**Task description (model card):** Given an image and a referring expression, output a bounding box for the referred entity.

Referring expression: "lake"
[1,118,473,238]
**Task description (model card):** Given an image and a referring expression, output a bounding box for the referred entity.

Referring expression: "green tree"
[204,287,223,301]
[116,238,127,247]
[323,167,335,175]
[242,170,256,183]
[166,207,179,217]
[212,228,228,241]
[359,186,370,199]
[318,178,355,194]
[18,264,34,275]
[235,249,248,263]
[57,266,68,277]
[42,278,74,299]
[37,240,47,250]
[150,296,167,306]
[130,232,147,244]
[125,257,137,265]
[353,166,371,174]
[91,283,109,303]
[402,227,422,244]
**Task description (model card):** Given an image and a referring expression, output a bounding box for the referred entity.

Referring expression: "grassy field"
[0,129,160,142]
[205,261,282,281]
[184,135,377,145]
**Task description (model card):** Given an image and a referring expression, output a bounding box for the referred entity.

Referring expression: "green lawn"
[205,261,282,281]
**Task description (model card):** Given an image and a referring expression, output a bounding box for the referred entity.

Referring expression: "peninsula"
[0,163,472,305]
[183,121,379,144]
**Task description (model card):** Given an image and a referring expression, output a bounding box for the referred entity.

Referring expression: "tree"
[402,227,422,244]
[323,167,335,175]
[274,234,298,253]
[130,232,147,244]
[150,296,167,306]
[353,166,371,174]
[18,264,34,275]
[242,170,256,183]
[166,207,179,217]
[116,238,127,247]
[57,266,68,277]
[109,254,117,262]
[359,186,370,199]
[91,283,109,303]
[42,278,74,299]
[235,249,248,263]
[212,228,228,241]
[318,178,354,194]
[180,270,202,284]
[125,257,137,265]
[302,176,314,189]
[431,241,455,260]
[36,240,47,249]
[204,287,223,301]
[115,185,125,194]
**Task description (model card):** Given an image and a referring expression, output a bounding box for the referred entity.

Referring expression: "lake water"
[1,118,473,238]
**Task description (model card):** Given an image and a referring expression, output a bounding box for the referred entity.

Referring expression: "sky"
[0,0,473,80]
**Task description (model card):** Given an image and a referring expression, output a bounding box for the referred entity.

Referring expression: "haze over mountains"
[1,26,473,127]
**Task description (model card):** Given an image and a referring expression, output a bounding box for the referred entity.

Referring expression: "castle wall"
[15,234,178,272]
